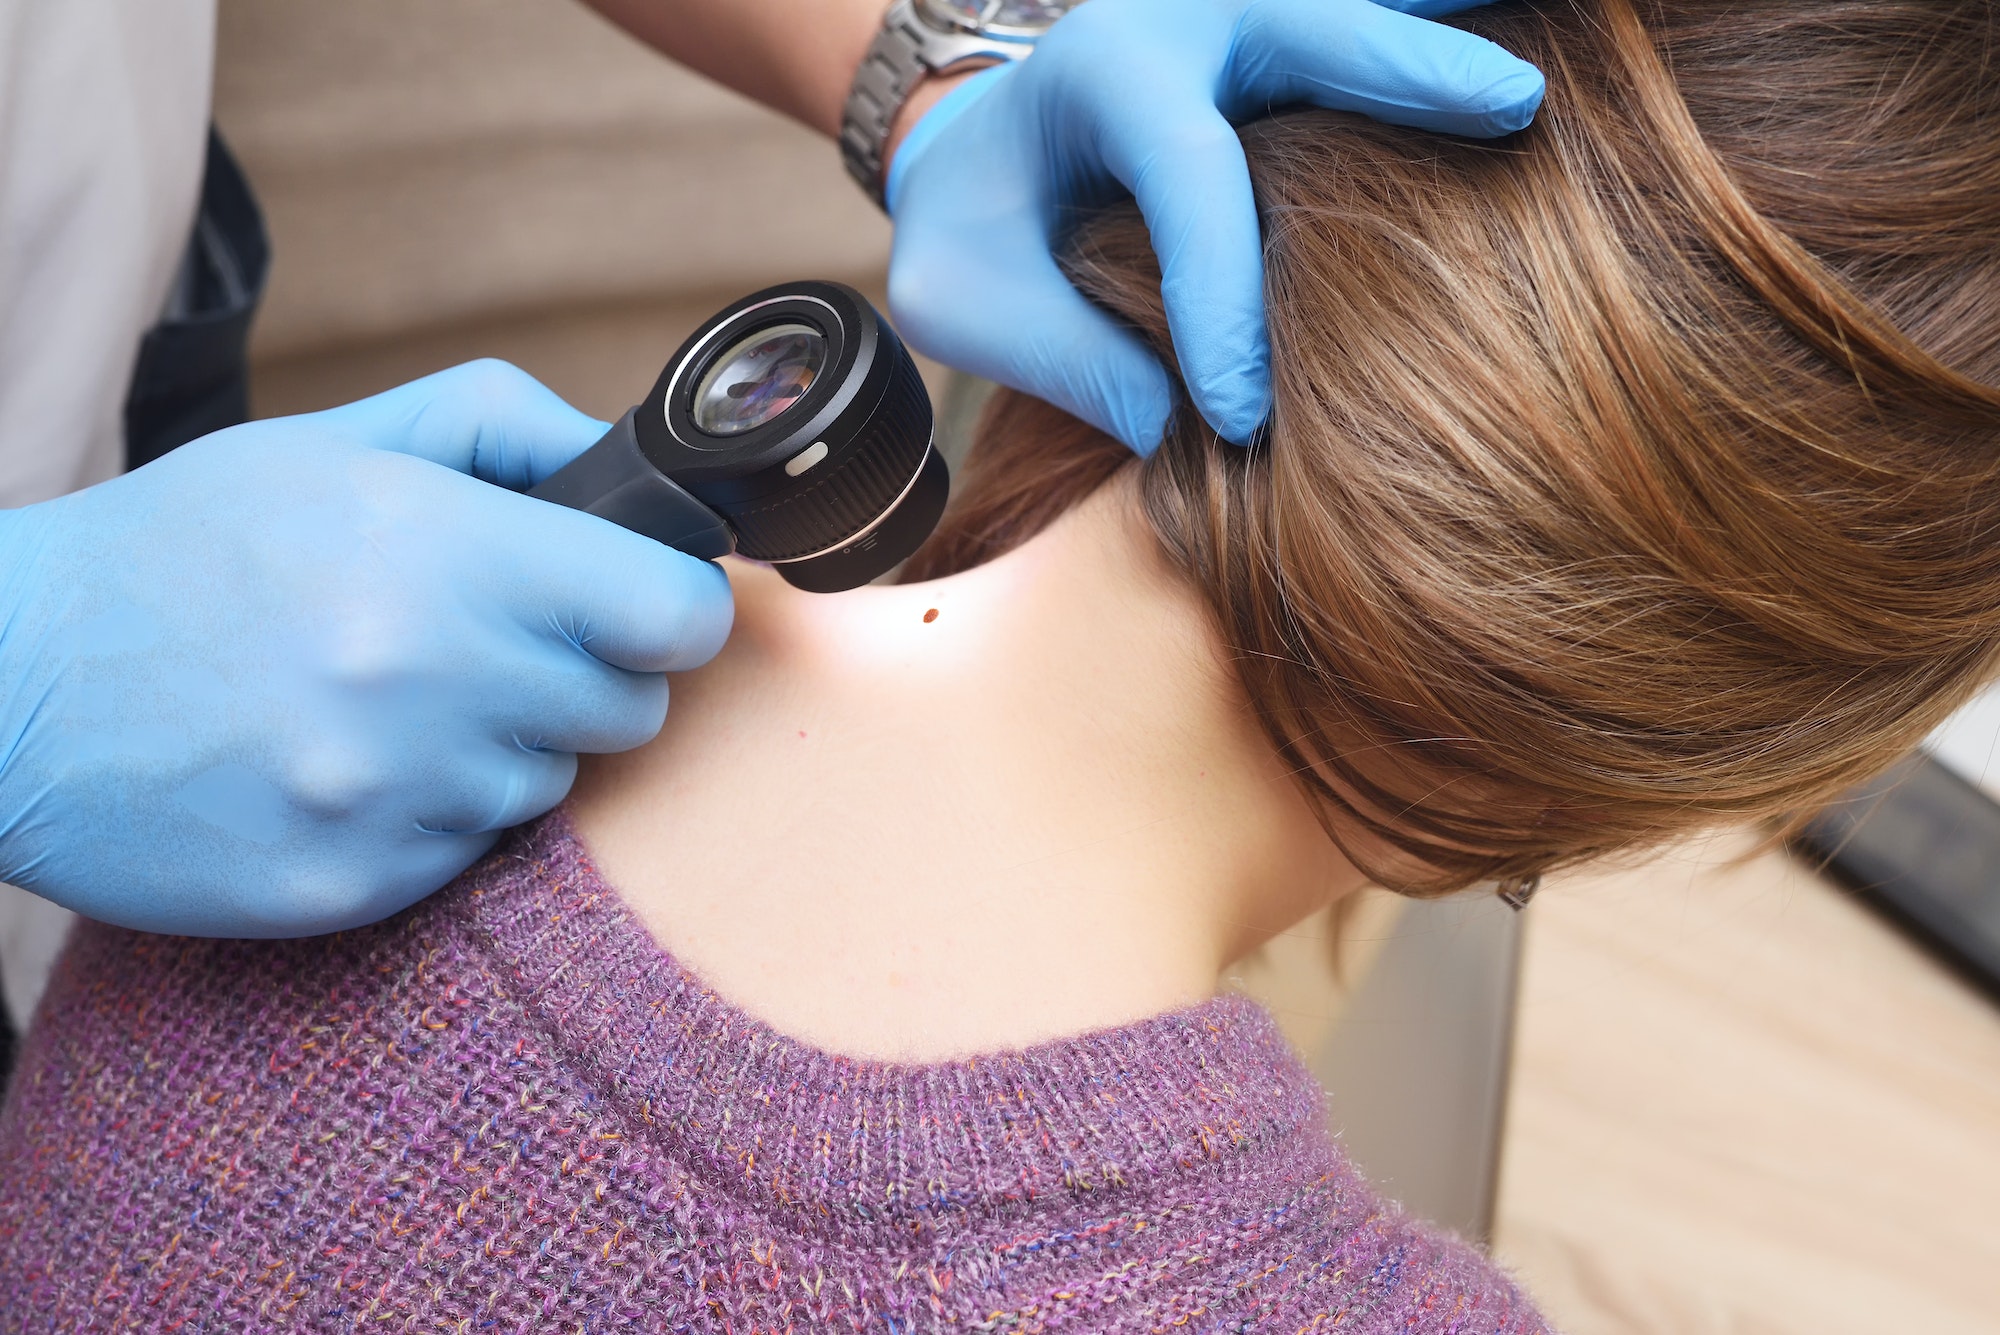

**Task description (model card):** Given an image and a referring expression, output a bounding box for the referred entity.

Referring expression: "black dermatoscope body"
[529,280,943,593]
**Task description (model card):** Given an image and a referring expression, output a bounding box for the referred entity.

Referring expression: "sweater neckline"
[461,810,1329,1233]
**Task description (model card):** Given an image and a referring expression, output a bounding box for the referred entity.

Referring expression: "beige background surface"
[216,4,2000,1331]
[217,0,896,422]
[1499,839,2000,1334]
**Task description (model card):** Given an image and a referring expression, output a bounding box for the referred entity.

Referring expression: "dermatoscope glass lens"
[691,323,827,436]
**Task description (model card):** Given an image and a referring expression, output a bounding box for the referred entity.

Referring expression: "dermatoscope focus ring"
[708,352,934,562]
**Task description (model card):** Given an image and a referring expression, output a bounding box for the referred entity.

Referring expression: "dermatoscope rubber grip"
[525,409,736,561]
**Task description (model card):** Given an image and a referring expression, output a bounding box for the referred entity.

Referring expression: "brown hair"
[904,0,2000,896]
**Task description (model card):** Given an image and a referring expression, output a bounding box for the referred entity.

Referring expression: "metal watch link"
[841,0,1084,207]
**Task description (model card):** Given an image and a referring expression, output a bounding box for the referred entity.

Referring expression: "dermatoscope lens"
[691,323,827,436]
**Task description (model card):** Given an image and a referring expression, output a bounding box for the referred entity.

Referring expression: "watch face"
[919,0,1084,39]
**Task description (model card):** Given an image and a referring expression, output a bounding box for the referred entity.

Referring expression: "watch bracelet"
[841,2,932,207]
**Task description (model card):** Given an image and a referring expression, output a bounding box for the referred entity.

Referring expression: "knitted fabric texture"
[0,812,1552,1333]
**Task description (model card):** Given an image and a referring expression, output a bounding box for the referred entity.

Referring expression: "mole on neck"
[570,473,1359,1060]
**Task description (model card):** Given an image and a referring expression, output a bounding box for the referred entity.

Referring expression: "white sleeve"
[0,0,215,508]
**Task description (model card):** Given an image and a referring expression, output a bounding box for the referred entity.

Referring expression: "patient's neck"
[570,474,1357,1060]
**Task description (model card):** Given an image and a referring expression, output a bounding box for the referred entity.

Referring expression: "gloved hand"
[0,361,731,937]
[885,0,1544,452]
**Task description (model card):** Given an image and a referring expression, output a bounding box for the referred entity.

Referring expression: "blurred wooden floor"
[1494,835,2000,1334]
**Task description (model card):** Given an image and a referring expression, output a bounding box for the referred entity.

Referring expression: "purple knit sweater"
[0,812,1550,1333]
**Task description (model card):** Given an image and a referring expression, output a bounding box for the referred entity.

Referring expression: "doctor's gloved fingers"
[497,500,734,674]
[1101,103,1271,444]
[415,747,581,838]
[486,652,673,756]
[247,831,508,937]
[1011,295,1181,454]
[888,246,1177,454]
[322,359,612,489]
[1228,0,1545,139]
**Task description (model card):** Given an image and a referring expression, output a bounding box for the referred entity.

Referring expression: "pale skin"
[571,473,1365,1061]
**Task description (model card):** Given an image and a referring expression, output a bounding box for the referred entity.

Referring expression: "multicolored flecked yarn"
[0,812,1551,1332]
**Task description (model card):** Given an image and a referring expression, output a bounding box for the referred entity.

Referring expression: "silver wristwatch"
[841,0,1084,207]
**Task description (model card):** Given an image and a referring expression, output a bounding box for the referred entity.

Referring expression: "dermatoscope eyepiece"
[528,280,944,593]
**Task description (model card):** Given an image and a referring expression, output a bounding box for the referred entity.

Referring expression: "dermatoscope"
[529,281,942,593]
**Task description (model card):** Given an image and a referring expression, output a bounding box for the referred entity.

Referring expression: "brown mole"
[923,608,939,624]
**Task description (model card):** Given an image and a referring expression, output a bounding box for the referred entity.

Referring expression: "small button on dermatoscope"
[785,441,830,477]
[528,280,943,593]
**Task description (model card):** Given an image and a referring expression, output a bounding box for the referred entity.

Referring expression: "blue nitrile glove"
[0,360,731,937]
[885,0,1544,452]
